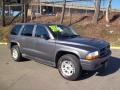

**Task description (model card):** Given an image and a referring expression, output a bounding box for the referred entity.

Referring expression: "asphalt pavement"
[0,45,120,90]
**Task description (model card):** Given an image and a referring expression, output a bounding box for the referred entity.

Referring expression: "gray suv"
[9,23,111,81]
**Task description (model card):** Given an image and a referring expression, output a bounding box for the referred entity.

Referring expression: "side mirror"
[41,34,50,40]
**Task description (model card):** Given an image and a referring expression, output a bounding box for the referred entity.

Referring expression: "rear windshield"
[11,25,22,35]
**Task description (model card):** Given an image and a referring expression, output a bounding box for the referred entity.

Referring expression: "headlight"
[85,51,99,60]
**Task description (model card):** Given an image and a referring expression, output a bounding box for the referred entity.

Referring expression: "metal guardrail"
[30,2,120,12]
[2,3,120,13]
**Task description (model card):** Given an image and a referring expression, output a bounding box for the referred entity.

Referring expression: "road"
[0,45,120,90]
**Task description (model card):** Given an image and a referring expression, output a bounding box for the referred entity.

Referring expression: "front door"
[33,25,56,62]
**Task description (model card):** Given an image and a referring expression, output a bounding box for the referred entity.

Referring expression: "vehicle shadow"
[79,56,120,80]
[96,56,120,76]
[20,58,30,62]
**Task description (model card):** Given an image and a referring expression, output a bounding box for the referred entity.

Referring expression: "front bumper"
[80,52,111,71]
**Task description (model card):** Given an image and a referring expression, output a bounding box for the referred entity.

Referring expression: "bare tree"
[60,0,66,24]
[92,0,101,24]
[93,0,97,10]
[21,0,32,23]
[106,0,112,23]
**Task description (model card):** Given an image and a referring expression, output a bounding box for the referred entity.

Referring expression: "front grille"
[99,45,110,57]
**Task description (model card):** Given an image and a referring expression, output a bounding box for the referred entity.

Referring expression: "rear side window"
[21,25,34,37]
[11,25,22,35]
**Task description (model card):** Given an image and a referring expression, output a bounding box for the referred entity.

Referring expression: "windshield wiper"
[62,34,80,38]
[70,35,80,38]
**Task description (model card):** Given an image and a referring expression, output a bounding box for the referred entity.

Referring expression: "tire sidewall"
[58,54,82,81]
[11,45,22,61]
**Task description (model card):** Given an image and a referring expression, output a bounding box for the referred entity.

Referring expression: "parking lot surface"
[0,45,120,90]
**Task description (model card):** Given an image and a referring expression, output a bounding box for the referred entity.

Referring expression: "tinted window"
[21,25,34,37]
[35,25,49,38]
[11,25,22,35]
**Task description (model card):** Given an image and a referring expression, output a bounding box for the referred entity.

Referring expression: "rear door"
[19,24,35,56]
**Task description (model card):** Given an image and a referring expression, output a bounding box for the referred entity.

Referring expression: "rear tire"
[58,54,82,81]
[11,45,23,62]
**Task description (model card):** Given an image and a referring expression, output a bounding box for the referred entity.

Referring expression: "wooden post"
[53,2,55,15]
[69,4,73,25]
[24,3,27,22]
[69,7,72,25]
[60,0,66,24]
[31,4,33,21]
[40,0,42,15]
[2,0,5,26]
[9,5,11,16]
[85,8,88,16]
[21,0,24,23]
[68,7,71,16]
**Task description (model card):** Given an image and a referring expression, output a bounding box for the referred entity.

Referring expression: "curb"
[110,47,120,49]
[0,43,120,49]
[0,43,8,45]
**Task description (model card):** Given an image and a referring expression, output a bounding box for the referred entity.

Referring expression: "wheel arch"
[55,50,80,67]
[10,41,20,48]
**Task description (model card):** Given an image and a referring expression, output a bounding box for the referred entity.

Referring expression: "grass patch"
[73,24,120,47]
[0,24,120,47]
[0,26,11,43]
[100,28,120,46]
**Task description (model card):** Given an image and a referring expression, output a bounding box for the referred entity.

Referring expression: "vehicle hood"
[56,37,109,50]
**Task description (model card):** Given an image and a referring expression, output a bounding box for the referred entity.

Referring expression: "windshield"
[48,25,79,39]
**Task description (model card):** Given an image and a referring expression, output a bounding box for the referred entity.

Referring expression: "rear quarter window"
[11,25,22,35]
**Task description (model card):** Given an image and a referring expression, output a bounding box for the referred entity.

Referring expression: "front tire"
[58,54,82,81]
[11,45,23,62]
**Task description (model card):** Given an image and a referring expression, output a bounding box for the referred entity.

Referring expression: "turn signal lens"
[85,56,98,60]
[85,51,99,60]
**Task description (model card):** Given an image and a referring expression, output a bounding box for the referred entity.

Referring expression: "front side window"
[11,25,22,35]
[21,25,34,37]
[35,25,49,38]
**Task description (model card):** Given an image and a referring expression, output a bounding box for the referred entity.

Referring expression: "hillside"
[31,12,120,46]
[0,12,120,46]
